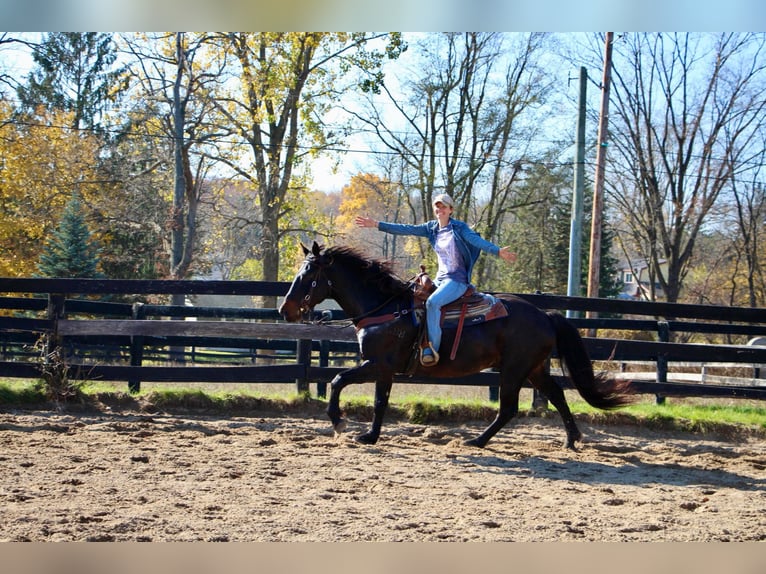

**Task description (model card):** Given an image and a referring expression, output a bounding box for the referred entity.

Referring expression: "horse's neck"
[331,273,408,319]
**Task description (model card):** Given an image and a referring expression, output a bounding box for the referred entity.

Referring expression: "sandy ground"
[1,404,765,542]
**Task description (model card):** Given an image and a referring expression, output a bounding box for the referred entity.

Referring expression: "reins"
[351,285,415,331]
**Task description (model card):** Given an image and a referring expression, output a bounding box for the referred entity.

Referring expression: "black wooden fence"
[2,277,766,402]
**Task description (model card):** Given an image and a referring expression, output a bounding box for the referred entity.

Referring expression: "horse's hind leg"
[528,364,582,449]
[465,369,525,449]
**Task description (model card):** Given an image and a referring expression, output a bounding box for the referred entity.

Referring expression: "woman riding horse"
[355,193,516,366]
[279,242,633,449]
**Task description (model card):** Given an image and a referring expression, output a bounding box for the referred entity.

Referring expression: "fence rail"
[2,277,766,402]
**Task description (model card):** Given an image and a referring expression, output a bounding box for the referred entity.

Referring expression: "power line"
[0,115,578,168]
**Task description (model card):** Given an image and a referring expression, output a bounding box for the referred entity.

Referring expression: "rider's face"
[433,201,452,223]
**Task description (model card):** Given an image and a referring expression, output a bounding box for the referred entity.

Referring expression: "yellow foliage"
[0,104,103,276]
[337,173,397,231]
[335,172,432,274]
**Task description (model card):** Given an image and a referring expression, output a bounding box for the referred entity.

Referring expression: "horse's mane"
[324,245,411,296]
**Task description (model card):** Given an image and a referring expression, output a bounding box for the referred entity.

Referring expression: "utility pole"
[567,66,587,319]
[586,32,614,307]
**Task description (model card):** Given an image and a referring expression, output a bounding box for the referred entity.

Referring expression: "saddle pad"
[441,294,508,327]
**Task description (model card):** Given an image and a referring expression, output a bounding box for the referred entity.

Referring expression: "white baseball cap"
[432,193,454,207]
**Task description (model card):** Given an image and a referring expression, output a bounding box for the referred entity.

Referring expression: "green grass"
[0,379,47,404]
[1,378,765,438]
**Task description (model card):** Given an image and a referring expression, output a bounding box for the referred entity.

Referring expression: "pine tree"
[37,193,101,278]
[16,32,126,131]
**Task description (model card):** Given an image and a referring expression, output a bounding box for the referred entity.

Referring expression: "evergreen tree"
[37,193,101,278]
[16,32,126,131]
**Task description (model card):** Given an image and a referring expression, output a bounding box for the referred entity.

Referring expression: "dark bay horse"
[278,242,633,449]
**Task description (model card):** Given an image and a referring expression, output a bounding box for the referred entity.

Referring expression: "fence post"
[488,367,499,401]
[655,320,669,405]
[295,338,311,394]
[128,303,145,394]
[45,293,66,368]
[317,339,329,398]
[532,357,551,412]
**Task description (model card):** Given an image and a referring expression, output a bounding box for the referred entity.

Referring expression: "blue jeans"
[426,279,469,353]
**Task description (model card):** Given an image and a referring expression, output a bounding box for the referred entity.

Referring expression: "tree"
[730,178,766,308]
[503,159,571,294]
[337,173,409,262]
[725,113,766,308]
[120,32,229,289]
[0,105,103,277]
[206,32,405,305]
[349,33,559,288]
[16,32,127,131]
[37,193,101,278]
[603,33,766,302]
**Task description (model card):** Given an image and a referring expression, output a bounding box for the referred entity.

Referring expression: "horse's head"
[279,241,333,322]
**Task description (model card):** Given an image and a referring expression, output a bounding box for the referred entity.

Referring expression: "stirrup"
[420,343,440,367]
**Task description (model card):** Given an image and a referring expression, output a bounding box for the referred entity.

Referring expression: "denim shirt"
[377,218,500,285]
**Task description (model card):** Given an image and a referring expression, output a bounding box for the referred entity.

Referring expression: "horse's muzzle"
[278,299,302,322]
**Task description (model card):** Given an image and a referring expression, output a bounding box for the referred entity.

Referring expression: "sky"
[2,1,766,36]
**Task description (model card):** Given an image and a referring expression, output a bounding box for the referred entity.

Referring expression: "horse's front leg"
[327,360,381,436]
[356,378,393,445]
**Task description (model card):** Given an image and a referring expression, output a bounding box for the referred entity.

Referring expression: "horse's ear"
[311,241,322,257]
[300,242,310,256]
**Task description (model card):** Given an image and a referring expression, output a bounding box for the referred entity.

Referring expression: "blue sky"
[2,0,765,32]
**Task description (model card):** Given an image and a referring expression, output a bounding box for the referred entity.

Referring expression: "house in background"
[617,258,667,300]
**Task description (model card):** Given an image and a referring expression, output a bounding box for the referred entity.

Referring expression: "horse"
[278,241,633,449]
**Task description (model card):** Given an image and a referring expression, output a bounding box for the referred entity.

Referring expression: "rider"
[355,193,516,366]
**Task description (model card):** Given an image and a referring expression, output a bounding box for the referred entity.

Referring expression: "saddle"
[413,266,508,361]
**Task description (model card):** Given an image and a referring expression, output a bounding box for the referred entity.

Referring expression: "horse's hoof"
[564,431,582,450]
[333,419,347,437]
[464,438,485,449]
[355,432,379,445]
[564,438,580,450]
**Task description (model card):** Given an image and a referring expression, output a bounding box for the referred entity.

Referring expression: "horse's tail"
[548,312,634,409]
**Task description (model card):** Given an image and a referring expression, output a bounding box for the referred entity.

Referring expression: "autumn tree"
[205,32,405,305]
[0,105,102,277]
[337,173,409,262]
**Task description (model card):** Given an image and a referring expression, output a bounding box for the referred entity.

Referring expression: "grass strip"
[1,379,764,439]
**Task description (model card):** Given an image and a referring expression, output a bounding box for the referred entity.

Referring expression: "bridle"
[298,257,333,316]
[295,254,418,329]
